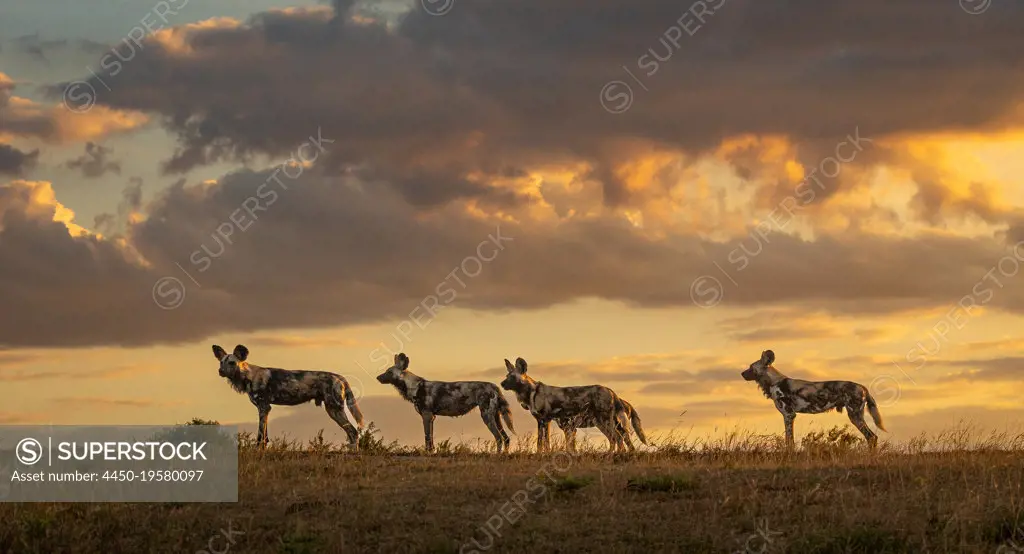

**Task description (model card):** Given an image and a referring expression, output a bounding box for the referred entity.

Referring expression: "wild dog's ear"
[515,357,528,374]
[396,353,409,370]
[212,345,227,360]
[233,345,249,362]
[761,350,775,365]
[504,359,516,373]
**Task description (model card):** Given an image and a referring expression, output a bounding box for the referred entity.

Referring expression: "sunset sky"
[3,0,1024,448]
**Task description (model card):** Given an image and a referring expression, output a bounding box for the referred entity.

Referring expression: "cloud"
[5,157,1024,349]
[63,142,122,178]
[0,143,40,176]
[853,325,905,344]
[0,350,50,368]
[486,353,744,389]
[717,309,846,343]
[1,72,148,144]
[246,335,367,349]
[12,32,70,63]
[93,178,144,237]
[49,0,1024,218]
[53,396,184,409]
[0,0,1019,348]
[472,354,697,383]
[0,363,159,382]
[936,356,1024,383]
[961,337,1024,353]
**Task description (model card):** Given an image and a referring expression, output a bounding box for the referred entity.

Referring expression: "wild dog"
[212,344,364,449]
[556,396,647,453]
[376,353,515,453]
[741,349,886,450]
[500,357,648,453]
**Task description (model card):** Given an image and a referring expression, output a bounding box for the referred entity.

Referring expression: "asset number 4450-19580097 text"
[101,470,203,482]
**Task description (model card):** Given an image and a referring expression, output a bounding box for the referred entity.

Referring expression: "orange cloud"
[0,72,148,144]
[248,335,368,349]
[0,363,159,383]
[53,105,149,143]
[0,180,90,236]
[53,397,186,410]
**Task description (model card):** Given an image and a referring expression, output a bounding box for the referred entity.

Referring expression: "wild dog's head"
[501,357,532,391]
[741,349,774,381]
[212,344,249,378]
[376,353,410,385]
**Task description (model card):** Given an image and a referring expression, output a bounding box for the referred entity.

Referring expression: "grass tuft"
[551,475,594,493]
[625,473,699,493]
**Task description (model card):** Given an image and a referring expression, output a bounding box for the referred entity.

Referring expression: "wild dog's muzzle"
[741,368,755,381]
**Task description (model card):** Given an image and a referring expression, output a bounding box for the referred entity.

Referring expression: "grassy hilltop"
[3,423,1024,553]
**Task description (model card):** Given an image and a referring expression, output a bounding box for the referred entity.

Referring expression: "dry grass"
[4,422,1024,553]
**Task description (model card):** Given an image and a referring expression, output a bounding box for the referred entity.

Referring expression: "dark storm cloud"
[5,0,1024,348]
[63,142,122,178]
[0,144,39,175]
[48,0,1024,207]
[0,74,58,139]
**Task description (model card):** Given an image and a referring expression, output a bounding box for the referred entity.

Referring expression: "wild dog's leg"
[783,413,796,450]
[560,421,578,453]
[493,405,511,452]
[486,396,511,452]
[480,406,505,453]
[614,410,632,452]
[595,418,621,453]
[619,420,635,452]
[846,402,878,450]
[256,404,272,449]
[618,413,635,451]
[256,411,265,447]
[422,411,436,452]
[773,394,795,451]
[497,420,511,453]
[536,419,550,453]
[249,395,271,448]
[603,411,627,453]
[325,402,360,449]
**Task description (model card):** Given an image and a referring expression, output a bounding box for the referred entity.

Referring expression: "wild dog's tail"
[342,377,364,429]
[865,390,886,432]
[619,398,648,445]
[496,392,516,434]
